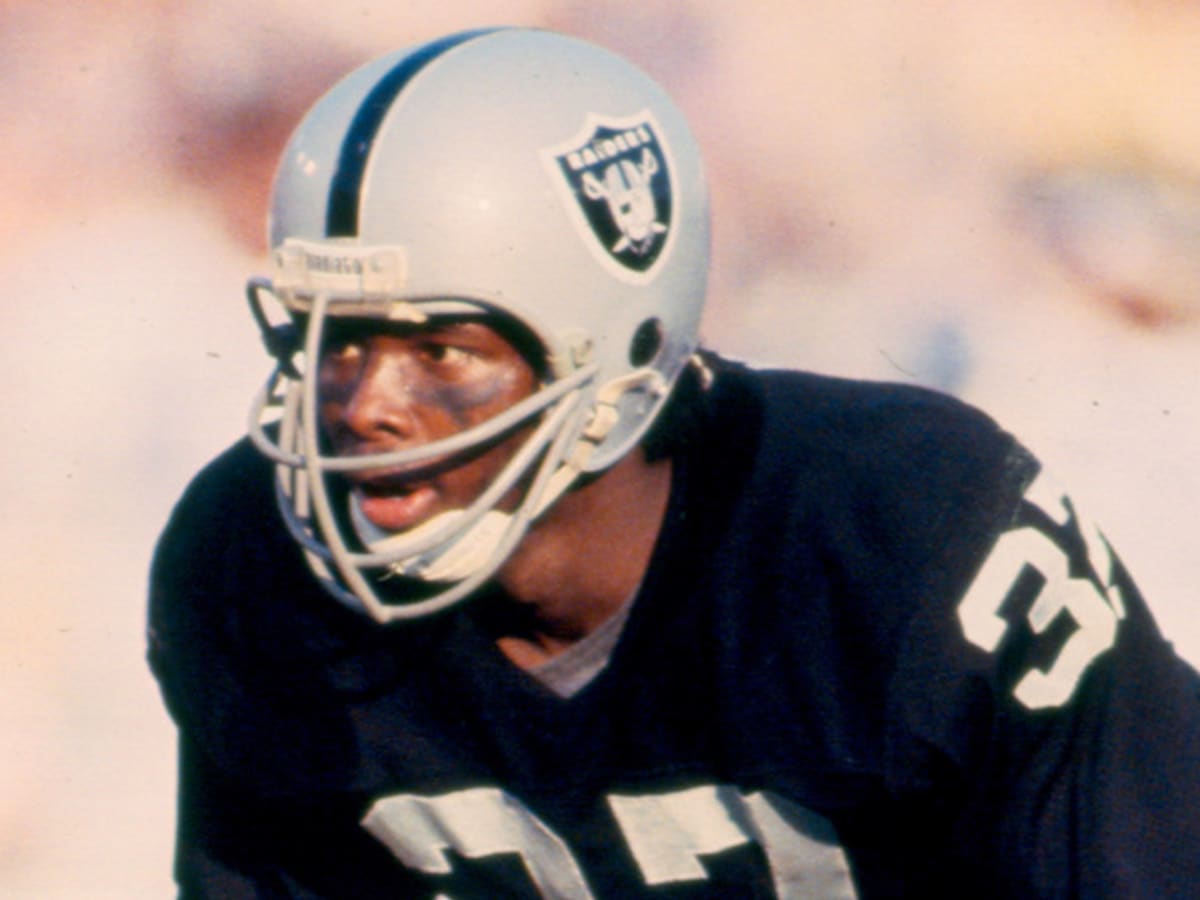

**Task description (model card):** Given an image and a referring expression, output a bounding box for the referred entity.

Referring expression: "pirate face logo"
[544,111,674,282]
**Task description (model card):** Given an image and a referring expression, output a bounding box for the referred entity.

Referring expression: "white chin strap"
[349,496,511,584]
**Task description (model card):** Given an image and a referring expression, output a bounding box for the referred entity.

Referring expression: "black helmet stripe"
[325,28,501,237]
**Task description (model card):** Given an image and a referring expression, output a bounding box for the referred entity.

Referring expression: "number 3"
[957,471,1125,709]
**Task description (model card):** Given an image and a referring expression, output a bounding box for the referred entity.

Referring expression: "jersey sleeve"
[887,465,1200,897]
[170,737,278,900]
[146,440,418,897]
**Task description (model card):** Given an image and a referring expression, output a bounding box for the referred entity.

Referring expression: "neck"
[491,451,673,669]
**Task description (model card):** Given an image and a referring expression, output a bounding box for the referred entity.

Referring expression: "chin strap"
[349,498,512,583]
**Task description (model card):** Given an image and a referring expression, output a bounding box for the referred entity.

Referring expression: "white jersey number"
[957,471,1126,709]
[362,785,857,899]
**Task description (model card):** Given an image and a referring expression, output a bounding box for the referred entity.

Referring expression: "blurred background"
[3,1,1199,895]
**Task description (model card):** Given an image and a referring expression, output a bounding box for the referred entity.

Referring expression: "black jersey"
[149,359,1200,898]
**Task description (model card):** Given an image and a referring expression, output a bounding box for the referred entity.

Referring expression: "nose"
[323,346,421,447]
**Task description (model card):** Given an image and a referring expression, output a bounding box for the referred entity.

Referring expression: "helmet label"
[544,111,674,282]
[273,238,410,300]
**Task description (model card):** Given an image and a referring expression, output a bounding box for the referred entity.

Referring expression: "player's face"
[316,318,539,533]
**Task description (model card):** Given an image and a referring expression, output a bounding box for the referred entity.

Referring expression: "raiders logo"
[543,111,674,281]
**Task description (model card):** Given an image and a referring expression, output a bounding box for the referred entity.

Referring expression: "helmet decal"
[544,112,674,282]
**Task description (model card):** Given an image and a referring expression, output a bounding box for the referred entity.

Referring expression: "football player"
[148,27,1200,898]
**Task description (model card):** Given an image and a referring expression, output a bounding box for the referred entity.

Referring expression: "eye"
[419,340,476,369]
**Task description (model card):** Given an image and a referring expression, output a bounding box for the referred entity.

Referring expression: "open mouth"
[350,475,440,533]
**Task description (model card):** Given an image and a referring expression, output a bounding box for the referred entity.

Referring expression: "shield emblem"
[543,111,674,281]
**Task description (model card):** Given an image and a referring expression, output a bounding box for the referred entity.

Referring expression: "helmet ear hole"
[630,318,664,366]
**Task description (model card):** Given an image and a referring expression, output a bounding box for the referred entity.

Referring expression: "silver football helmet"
[247,27,710,623]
